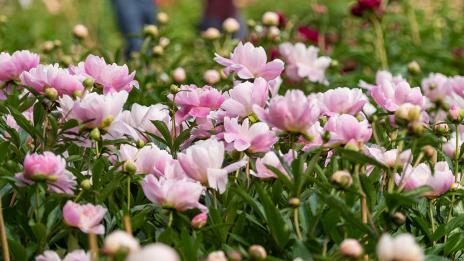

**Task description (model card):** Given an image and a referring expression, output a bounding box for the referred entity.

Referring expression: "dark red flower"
[297,26,320,45]
[276,12,287,28]
[359,0,382,9]
[269,47,280,60]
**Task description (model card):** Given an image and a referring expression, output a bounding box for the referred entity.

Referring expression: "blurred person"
[111,0,158,58]
[199,0,247,39]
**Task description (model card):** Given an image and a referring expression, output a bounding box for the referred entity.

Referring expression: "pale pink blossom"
[171,85,224,122]
[301,122,324,151]
[70,54,138,93]
[278,42,331,84]
[421,73,450,102]
[447,76,464,98]
[20,64,84,97]
[251,151,288,179]
[126,243,180,261]
[223,117,277,153]
[36,250,61,261]
[177,138,247,193]
[0,50,40,82]
[16,152,76,195]
[191,212,208,228]
[141,174,206,211]
[103,230,140,254]
[318,87,367,116]
[366,146,411,168]
[203,69,221,85]
[207,251,228,261]
[62,250,90,261]
[254,89,320,134]
[63,201,107,234]
[377,233,423,261]
[443,132,464,159]
[63,91,128,129]
[324,114,372,145]
[221,77,269,118]
[397,162,454,196]
[119,144,176,177]
[363,71,424,112]
[214,42,284,81]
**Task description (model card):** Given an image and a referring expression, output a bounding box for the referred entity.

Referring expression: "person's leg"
[200,0,247,39]
[138,0,157,26]
[111,0,144,58]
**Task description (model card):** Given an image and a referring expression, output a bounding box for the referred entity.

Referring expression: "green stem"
[454,124,459,182]
[407,0,421,45]
[74,190,84,202]
[127,176,131,214]
[168,211,174,228]
[293,208,302,240]
[429,200,435,245]
[369,15,389,70]
[0,198,10,261]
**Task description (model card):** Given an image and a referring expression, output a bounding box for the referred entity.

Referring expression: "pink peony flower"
[443,132,464,159]
[141,174,206,212]
[254,90,320,135]
[63,91,128,129]
[447,76,464,98]
[251,151,288,179]
[70,54,138,94]
[221,77,269,118]
[177,138,247,193]
[421,73,450,102]
[365,146,411,168]
[20,64,84,97]
[16,152,76,195]
[317,87,368,116]
[191,212,208,229]
[63,201,107,234]
[103,230,140,255]
[119,144,177,177]
[278,42,331,84]
[362,71,424,112]
[223,117,277,153]
[171,85,224,123]
[214,42,284,81]
[397,162,454,196]
[35,250,61,261]
[62,250,90,261]
[324,114,372,145]
[377,234,423,261]
[0,50,40,82]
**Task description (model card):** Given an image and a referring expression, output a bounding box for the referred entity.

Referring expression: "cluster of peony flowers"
[4,39,464,260]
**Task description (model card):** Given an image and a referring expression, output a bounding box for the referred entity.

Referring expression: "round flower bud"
[410,122,425,135]
[170,84,179,94]
[83,78,95,89]
[42,41,55,52]
[157,12,169,24]
[331,170,352,189]
[191,212,207,229]
[202,27,221,40]
[407,61,421,75]
[395,103,421,123]
[248,245,267,261]
[450,182,462,190]
[267,26,280,39]
[288,198,300,208]
[340,239,363,259]
[434,123,449,136]
[61,55,73,66]
[126,243,180,261]
[103,230,140,255]
[392,212,406,225]
[53,40,62,48]
[159,37,170,48]
[227,251,242,261]
[223,18,240,33]
[203,70,221,85]
[152,45,164,56]
[206,251,227,261]
[44,88,58,101]
[262,11,279,26]
[448,105,464,123]
[90,128,101,140]
[80,179,92,190]
[172,67,186,83]
[123,161,137,175]
[144,25,159,38]
[73,24,89,39]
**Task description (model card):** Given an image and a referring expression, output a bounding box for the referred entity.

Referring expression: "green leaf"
[32,102,44,127]
[336,148,387,170]
[152,120,173,147]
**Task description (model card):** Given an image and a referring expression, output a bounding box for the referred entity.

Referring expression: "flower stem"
[88,233,98,261]
[124,176,132,234]
[369,15,389,70]
[168,210,174,228]
[429,200,435,245]
[454,124,459,182]
[407,0,421,45]
[0,198,10,261]
[293,208,302,240]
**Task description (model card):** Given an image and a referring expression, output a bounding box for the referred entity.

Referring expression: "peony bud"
[83,78,95,89]
[395,103,421,123]
[288,198,300,208]
[340,239,363,259]
[203,70,221,85]
[144,25,159,38]
[101,116,114,129]
[248,245,267,261]
[410,122,425,135]
[170,84,179,94]
[267,26,280,39]
[422,145,437,164]
[172,67,186,83]
[73,24,89,39]
[152,45,164,56]
[157,12,169,24]
[42,41,55,52]
[262,11,279,26]
[407,61,421,75]
[448,105,464,123]
[227,251,242,261]
[202,27,221,40]
[159,37,170,47]
[45,87,58,101]
[206,251,227,261]
[392,212,406,225]
[191,212,207,229]
[434,123,449,136]
[123,161,137,176]
[80,179,92,190]
[103,230,140,255]
[331,170,352,189]
[223,18,240,33]
[90,128,101,140]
